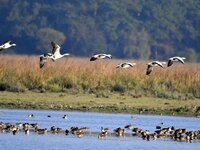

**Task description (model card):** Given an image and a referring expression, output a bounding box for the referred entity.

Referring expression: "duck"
[124,124,133,130]
[12,127,19,135]
[0,40,16,51]
[146,61,164,75]
[114,127,125,137]
[65,129,69,135]
[51,126,62,133]
[90,54,112,61]
[167,56,186,67]
[116,62,136,69]
[25,128,29,135]
[98,132,106,139]
[30,123,38,129]
[35,128,48,134]
[28,114,34,118]
[70,127,79,134]
[23,123,30,130]
[141,130,150,140]
[62,114,67,119]
[156,126,162,129]
[132,127,142,134]
[101,127,109,135]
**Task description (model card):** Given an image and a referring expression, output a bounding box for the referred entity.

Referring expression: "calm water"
[0,109,199,150]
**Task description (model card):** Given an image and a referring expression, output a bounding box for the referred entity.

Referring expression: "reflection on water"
[0,109,199,150]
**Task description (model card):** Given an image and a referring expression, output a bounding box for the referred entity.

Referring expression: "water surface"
[0,109,199,150]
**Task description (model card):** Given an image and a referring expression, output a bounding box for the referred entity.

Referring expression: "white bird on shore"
[167,56,186,67]
[116,62,136,68]
[39,42,70,68]
[146,61,164,75]
[0,40,16,51]
[90,54,112,61]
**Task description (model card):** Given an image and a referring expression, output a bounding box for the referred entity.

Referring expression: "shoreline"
[0,107,199,118]
[0,91,199,118]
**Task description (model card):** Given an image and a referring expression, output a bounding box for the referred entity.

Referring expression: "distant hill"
[0,0,200,61]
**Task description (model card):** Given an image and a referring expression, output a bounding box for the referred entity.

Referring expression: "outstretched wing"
[51,42,61,55]
[90,56,97,61]
[176,57,185,64]
[153,61,164,68]
[39,55,47,69]
[146,65,153,75]
[105,54,112,59]
[167,59,173,67]
[3,40,11,45]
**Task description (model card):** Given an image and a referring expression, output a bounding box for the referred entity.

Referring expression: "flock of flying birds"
[0,40,186,75]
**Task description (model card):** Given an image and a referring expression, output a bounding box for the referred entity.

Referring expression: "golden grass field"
[0,55,199,98]
[0,55,199,116]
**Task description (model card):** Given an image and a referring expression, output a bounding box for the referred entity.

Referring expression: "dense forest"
[0,0,200,61]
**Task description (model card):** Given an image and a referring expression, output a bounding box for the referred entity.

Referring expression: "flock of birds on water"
[0,40,186,75]
[0,113,200,143]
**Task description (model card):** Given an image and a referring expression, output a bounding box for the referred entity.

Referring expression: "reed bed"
[0,55,199,99]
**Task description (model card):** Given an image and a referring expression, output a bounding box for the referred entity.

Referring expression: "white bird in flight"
[146,61,164,75]
[167,56,186,67]
[0,40,16,51]
[90,54,112,61]
[116,62,136,68]
[39,41,70,68]
[51,41,70,61]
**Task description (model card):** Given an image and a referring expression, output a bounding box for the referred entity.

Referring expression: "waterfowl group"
[0,39,186,77]
[0,120,199,143]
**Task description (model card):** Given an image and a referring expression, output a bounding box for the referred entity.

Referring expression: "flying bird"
[116,62,136,68]
[39,53,54,68]
[0,40,16,51]
[51,41,70,61]
[146,61,164,75]
[39,42,70,68]
[167,56,186,67]
[90,54,112,61]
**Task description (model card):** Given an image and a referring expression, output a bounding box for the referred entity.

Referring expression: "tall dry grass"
[0,54,199,99]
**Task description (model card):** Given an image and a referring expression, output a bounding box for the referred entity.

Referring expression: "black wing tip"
[3,40,11,44]
[167,60,173,67]
[90,57,97,61]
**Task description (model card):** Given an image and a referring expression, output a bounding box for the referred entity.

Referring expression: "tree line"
[0,0,200,61]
